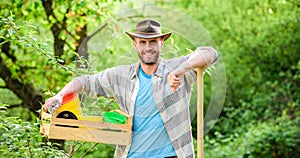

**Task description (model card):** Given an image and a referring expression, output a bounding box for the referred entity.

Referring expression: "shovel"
[197,68,204,158]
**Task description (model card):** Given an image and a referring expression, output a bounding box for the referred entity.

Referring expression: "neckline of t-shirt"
[139,67,152,79]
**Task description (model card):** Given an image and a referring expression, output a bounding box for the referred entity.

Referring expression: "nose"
[145,42,152,51]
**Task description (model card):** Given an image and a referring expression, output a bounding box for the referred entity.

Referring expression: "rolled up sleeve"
[73,70,113,98]
[195,46,219,66]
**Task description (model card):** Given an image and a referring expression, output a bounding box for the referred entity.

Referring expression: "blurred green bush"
[204,114,300,158]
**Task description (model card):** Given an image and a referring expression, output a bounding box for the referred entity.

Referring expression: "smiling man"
[44,19,218,158]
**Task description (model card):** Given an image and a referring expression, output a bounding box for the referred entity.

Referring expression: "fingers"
[172,78,181,87]
[168,73,182,92]
[43,99,54,112]
[43,96,62,112]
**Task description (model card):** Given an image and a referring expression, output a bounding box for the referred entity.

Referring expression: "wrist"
[56,91,66,98]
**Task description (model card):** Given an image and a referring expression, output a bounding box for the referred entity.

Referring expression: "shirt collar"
[130,62,140,80]
[154,58,165,77]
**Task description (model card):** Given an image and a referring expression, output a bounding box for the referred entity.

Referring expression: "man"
[44,19,218,158]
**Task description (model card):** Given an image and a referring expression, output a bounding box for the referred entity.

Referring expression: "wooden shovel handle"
[197,68,204,158]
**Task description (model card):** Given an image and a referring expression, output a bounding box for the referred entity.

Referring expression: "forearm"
[44,78,84,110]
[56,78,83,97]
[172,46,218,76]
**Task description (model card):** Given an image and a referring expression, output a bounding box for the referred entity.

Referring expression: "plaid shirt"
[76,56,199,158]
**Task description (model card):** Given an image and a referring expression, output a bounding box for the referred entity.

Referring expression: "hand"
[168,72,182,92]
[43,95,63,113]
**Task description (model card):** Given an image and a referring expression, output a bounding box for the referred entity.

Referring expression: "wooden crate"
[40,110,132,145]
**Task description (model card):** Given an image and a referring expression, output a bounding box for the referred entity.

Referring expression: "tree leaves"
[0,104,66,157]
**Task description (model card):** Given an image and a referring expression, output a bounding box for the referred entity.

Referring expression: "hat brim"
[126,32,172,41]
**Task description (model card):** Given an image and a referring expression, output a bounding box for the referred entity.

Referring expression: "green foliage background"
[0,0,299,157]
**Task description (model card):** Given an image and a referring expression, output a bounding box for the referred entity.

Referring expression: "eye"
[139,41,146,45]
[150,40,157,44]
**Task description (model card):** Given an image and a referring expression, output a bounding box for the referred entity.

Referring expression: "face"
[133,37,164,65]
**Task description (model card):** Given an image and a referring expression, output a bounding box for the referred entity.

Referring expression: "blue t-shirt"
[127,68,176,158]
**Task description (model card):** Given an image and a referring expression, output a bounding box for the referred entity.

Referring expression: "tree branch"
[41,0,66,57]
[86,14,147,42]
[6,104,23,108]
[86,23,108,42]
[79,143,98,158]
[0,39,42,115]
[0,39,17,62]
[59,4,77,40]
[42,0,77,44]
[65,41,76,52]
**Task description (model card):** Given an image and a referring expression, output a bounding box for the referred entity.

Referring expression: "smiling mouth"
[139,50,159,65]
[143,51,155,55]
[144,53,154,57]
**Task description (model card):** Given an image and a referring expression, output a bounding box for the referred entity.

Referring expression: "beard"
[138,50,160,65]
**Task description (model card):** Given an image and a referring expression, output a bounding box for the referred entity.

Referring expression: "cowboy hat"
[126,19,172,41]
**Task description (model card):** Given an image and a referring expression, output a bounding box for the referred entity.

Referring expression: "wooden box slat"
[50,118,132,131]
[48,126,131,145]
[40,111,132,145]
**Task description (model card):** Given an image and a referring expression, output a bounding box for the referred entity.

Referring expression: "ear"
[133,40,137,47]
[133,40,140,51]
[161,39,165,47]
